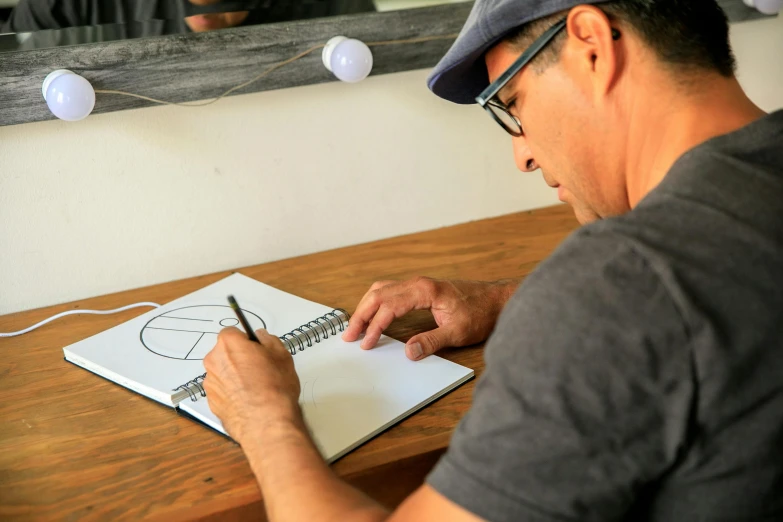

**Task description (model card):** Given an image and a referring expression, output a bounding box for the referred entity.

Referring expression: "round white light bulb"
[754,0,782,14]
[42,69,96,121]
[322,36,373,83]
[743,0,782,13]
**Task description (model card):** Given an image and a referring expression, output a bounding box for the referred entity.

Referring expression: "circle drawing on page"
[140,305,266,360]
[299,376,376,409]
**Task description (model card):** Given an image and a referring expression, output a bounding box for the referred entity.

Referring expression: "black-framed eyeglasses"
[476,18,568,137]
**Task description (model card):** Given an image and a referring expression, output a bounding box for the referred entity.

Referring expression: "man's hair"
[505,0,736,77]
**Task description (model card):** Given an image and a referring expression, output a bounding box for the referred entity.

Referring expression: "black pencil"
[227,295,261,343]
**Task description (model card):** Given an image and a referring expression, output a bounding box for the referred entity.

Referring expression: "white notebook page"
[179,333,474,462]
[63,271,474,459]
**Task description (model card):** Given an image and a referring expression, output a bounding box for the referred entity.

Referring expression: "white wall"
[1,15,781,316]
[0,69,559,315]
[731,14,783,112]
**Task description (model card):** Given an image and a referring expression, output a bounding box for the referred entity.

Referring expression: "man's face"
[185,0,249,32]
[484,40,623,224]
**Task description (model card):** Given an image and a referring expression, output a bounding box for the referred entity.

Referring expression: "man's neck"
[624,74,766,208]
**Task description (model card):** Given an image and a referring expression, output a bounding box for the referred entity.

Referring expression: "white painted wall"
[1,15,781,315]
[0,69,558,315]
[730,14,783,112]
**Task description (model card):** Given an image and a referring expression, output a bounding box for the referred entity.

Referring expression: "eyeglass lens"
[487,102,522,136]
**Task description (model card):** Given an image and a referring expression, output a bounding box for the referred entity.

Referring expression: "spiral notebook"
[63,273,474,462]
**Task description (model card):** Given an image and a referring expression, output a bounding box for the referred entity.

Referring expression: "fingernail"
[408,342,423,360]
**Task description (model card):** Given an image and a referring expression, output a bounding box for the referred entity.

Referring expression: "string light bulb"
[322,36,373,83]
[42,70,96,121]
[743,0,782,14]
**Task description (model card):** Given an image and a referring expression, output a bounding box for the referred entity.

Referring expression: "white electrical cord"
[0,302,161,338]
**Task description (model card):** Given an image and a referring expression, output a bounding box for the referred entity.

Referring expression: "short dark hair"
[505,0,736,77]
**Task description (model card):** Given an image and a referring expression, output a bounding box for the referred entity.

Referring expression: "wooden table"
[0,205,578,521]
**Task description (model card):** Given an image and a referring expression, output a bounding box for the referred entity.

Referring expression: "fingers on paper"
[344,278,437,349]
[342,280,395,341]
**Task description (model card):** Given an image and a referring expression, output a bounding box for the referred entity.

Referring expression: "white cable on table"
[0,302,161,337]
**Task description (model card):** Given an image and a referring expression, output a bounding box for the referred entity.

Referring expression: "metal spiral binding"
[172,308,350,404]
[173,372,206,403]
[280,308,349,355]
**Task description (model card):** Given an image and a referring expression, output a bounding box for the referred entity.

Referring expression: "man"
[203,0,783,520]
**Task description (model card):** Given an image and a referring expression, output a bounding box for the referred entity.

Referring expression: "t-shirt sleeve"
[427,230,695,522]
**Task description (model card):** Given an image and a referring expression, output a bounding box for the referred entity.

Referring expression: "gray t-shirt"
[428,110,783,522]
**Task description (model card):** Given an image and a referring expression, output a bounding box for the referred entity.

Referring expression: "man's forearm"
[241,411,389,522]
[492,278,521,308]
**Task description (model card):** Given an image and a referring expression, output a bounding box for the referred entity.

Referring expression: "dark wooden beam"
[0,3,471,127]
[718,0,775,22]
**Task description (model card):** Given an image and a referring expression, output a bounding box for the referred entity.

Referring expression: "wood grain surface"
[0,205,579,520]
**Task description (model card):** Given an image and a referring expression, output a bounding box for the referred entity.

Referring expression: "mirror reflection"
[0,0,467,51]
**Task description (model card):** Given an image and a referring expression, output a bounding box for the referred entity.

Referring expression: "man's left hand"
[203,328,301,445]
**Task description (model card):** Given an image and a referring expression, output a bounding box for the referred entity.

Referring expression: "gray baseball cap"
[427,0,607,104]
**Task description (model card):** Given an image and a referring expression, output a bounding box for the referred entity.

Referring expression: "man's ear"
[561,5,622,100]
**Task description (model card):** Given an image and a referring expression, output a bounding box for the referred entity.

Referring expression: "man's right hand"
[341,277,519,360]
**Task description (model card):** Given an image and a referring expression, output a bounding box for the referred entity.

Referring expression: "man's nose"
[513,138,538,173]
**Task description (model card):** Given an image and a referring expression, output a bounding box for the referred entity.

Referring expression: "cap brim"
[426,38,497,105]
[426,0,610,105]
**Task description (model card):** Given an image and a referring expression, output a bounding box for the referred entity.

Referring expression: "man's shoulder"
[494,221,688,359]
[641,110,783,239]
[519,219,669,296]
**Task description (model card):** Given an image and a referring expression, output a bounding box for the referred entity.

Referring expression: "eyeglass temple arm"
[476,17,567,106]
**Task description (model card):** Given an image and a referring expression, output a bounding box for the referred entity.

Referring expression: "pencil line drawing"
[298,376,376,409]
[140,305,266,360]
